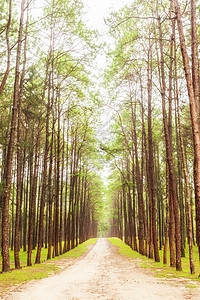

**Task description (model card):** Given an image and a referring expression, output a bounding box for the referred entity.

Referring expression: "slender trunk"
[0,0,12,96]
[47,127,54,260]
[132,99,145,255]
[126,157,133,248]
[66,136,75,251]
[191,0,199,113]
[11,181,15,251]
[59,121,65,255]
[27,58,49,266]
[147,48,160,262]
[131,155,138,251]
[168,10,176,267]
[52,133,57,258]
[63,116,69,253]
[122,178,128,244]
[156,4,182,270]
[163,166,169,264]
[2,0,25,272]
[174,39,195,273]
[35,67,51,264]
[55,98,61,256]
[174,0,200,261]
[75,163,81,247]
[14,4,28,269]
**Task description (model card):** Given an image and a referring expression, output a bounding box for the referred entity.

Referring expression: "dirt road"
[2,239,200,299]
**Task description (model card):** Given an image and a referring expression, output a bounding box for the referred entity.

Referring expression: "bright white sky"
[30,0,132,30]
[82,0,131,32]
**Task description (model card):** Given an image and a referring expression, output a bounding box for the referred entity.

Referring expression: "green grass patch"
[0,238,97,296]
[187,284,197,289]
[108,237,200,285]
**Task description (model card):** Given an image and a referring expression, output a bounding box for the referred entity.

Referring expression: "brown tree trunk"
[75,163,81,247]
[126,157,133,248]
[52,133,57,258]
[47,126,54,260]
[131,99,145,255]
[163,167,169,264]
[66,135,75,251]
[122,178,128,244]
[0,0,12,96]
[27,56,49,267]
[59,122,65,255]
[35,67,51,264]
[191,0,199,113]
[2,0,25,272]
[156,4,182,270]
[174,37,195,273]
[147,46,160,262]
[131,155,138,251]
[14,4,28,269]
[140,75,148,257]
[167,12,176,267]
[174,0,200,262]
[63,116,69,253]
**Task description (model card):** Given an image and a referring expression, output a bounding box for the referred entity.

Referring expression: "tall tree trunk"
[122,178,128,245]
[14,4,28,269]
[156,4,182,271]
[66,135,75,251]
[47,126,54,260]
[2,0,25,272]
[131,154,138,251]
[131,98,146,255]
[126,157,133,248]
[147,46,160,262]
[35,67,51,264]
[63,116,69,253]
[27,57,49,266]
[140,74,148,257]
[59,122,65,255]
[174,37,195,273]
[163,165,169,264]
[167,10,176,267]
[55,98,60,256]
[174,0,200,262]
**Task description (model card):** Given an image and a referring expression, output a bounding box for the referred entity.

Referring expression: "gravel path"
[2,238,200,299]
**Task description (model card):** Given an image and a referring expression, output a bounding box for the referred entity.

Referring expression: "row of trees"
[0,0,103,272]
[104,0,200,274]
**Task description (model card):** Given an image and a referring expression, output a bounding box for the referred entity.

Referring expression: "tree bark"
[174,0,200,261]
[27,56,49,267]
[0,0,12,96]
[14,3,28,269]
[156,3,182,270]
[2,0,25,272]
[35,67,51,264]
[147,45,160,262]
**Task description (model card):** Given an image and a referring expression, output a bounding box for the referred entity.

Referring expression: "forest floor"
[1,238,200,300]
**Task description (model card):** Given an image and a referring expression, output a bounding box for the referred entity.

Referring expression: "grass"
[108,237,200,288]
[0,238,97,296]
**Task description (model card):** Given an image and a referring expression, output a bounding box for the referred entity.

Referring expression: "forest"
[0,0,200,279]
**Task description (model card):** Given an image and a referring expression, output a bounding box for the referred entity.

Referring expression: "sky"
[82,0,131,32]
